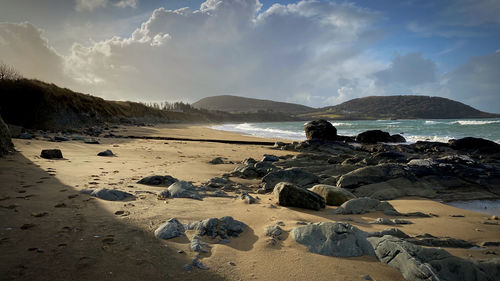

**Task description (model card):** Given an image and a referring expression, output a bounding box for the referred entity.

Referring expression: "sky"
[0,0,499,113]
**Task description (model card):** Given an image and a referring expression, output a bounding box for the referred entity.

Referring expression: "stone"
[40,149,63,159]
[261,154,279,162]
[209,157,224,164]
[206,177,230,188]
[53,136,69,142]
[19,132,33,139]
[336,163,409,189]
[157,190,170,200]
[292,222,375,258]
[334,197,400,215]
[308,184,356,206]
[356,130,406,143]
[184,216,246,239]
[449,137,500,153]
[0,115,13,156]
[137,175,178,186]
[353,177,437,200]
[406,236,475,248]
[304,119,337,141]
[167,181,202,200]
[262,168,319,191]
[154,218,186,239]
[265,225,282,237]
[80,188,134,201]
[368,228,410,239]
[97,149,114,156]
[273,182,325,211]
[241,192,256,204]
[190,235,210,252]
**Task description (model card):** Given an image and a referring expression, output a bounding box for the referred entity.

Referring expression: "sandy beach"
[1,124,499,281]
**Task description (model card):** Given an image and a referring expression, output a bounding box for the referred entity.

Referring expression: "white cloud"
[75,0,108,12]
[114,0,137,9]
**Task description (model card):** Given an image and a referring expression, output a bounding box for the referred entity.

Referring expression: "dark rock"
[261,154,279,162]
[40,149,63,159]
[184,216,247,239]
[137,175,178,186]
[265,225,282,237]
[0,116,14,156]
[206,177,230,188]
[273,182,325,211]
[292,222,375,257]
[53,136,69,142]
[356,130,405,143]
[334,197,400,215]
[241,192,256,204]
[368,228,410,239]
[308,184,356,206]
[449,137,500,153]
[19,132,33,139]
[190,235,210,252]
[209,157,224,164]
[304,120,337,141]
[84,139,100,144]
[154,218,186,239]
[336,163,409,189]
[97,149,114,156]
[390,134,406,143]
[481,241,500,247]
[80,188,134,201]
[262,168,319,191]
[231,160,279,179]
[167,181,202,200]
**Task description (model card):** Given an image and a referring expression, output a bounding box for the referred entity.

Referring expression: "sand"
[0,124,499,281]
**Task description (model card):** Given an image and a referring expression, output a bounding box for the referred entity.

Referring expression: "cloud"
[75,0,108,12]
[440,51,500,113]
[374,52,437,86]
[114,0,137,9]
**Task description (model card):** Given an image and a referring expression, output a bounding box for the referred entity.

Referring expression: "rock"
[241,192,256,204]
[406,235,475,248]
[356,130,406,143]
[137,175,178,186]
[190,235,210,252]
[292,222,375,257]
[80,188,134,201]
[167,181,202,200]
[353,177,437,200]
[449,137,500,153]
[206,177,230,188]
[481,241,500,247]
[53,136,69,142]
[370,218,413,225]
[265,225,282,237]
[304,120,337,141]
[40,149,63,159]
[213,190,229,197]
[84,139,100,144]
[154,218,186,239]
[184,216,247,239]
[0,116,13,156]
[157,190,170,200]
[368,235,498,281]
[19,132,33,139]
[308,184,356,206]
[368,228,410,239]
[261,154,279,162]
[334,197,400,215]
[273,142,285,149]
[273,182,325,211]
[209,157,224,164]
[97,149,114,156]
[231,160,279,179]
[336,163,409,189]
[262,168,319,191]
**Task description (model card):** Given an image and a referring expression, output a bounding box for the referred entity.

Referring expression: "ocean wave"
[405,135,452,143]
[424,120,441,125]
[211,123,305,140]
[452,120,500,125]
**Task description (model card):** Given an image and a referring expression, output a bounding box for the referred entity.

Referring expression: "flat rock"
[154,218,186,239]
[40,149,63,159]
[309,184,356,206]
[80,188,134,201]
[262,168,319,191]
[292,222,375,258]
[273,182,325,211]
[334,197,400,215]
[167,181,202,200]
[138,175,178,186]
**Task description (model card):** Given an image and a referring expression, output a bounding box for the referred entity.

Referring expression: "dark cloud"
[374,52,437,86]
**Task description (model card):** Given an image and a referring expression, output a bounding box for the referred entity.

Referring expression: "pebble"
[229,261,236,266]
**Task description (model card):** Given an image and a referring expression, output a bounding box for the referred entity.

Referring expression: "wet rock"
[97,149,114,156]
[304,120,337,141]
[334,197,400,215]
[80,188,134,201]
[40,149,63,159]
[308,184,356,206]
[167,181,202,200]
[184,216,246,239]
[137,175,178,186]
[273,182,325,211]
[292,222,375,257]
[356,130,406,143]
[154,218,186,239]
[262,168,319,191]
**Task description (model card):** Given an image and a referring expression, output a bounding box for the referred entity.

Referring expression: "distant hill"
[193,95,314,114]
[301,95,499,120]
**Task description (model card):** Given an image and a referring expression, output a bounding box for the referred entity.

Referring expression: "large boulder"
[273,182,325,211]
[262,168,319,191]
[334,197,400,215]
[292,222,375,257]
[368,235,500,281]
[304,120,337,141]
[184,216,246,239]
[167,181,202,200]
[356,130,406,143]
[137,175,178,186]
[0,115,13,156]
[80,188,134,201]
[449,137,500,153]
[308,184,356,206]
[336,163,409,189]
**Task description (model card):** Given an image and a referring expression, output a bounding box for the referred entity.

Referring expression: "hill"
[192,95,314,114]
[301,95,499,120]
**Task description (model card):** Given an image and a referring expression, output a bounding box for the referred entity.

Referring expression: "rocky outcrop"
[0,115,13,156]
[231,159,279,179]
[308,184,356,206]
[292,222,375,257]
[262,168,319,191]
[449,137,500,153]
[356,130,406,143]
[304,120,337,141]
[273,182,325,211]
[336,164,409,189]
[334,197,400,215]
[80,188,134,201]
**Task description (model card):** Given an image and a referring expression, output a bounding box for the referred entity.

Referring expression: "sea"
[211,118,500,144]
